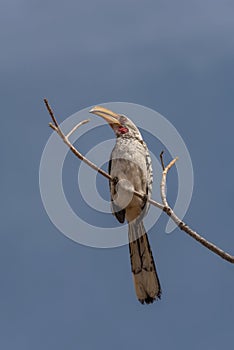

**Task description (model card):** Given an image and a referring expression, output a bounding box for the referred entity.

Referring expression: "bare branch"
[44,99,234,264]
[160,156,234,263]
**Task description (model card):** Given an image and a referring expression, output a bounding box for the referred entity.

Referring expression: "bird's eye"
[119,115,127,124]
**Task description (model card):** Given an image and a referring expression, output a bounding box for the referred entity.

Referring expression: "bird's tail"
[128,220,161,304]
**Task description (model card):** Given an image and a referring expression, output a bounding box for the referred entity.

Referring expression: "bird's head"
[89,106,143,139]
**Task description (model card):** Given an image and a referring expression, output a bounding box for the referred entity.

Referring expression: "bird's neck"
[116,133,144,145]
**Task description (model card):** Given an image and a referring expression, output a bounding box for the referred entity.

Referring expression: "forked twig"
[44,99,112,181]
[44,99,234,264]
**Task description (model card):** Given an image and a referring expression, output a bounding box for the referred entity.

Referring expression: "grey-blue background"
[1,0,234,349]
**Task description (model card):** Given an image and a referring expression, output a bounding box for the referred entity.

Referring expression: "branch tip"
[160,150,165,170]
[49,122,57,131]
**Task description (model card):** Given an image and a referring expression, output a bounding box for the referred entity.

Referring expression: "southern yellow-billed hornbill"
[89,106,161,304]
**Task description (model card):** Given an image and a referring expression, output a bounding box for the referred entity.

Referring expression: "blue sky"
[1,1,234,349]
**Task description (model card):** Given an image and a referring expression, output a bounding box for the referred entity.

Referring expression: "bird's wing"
[108,158,125,223]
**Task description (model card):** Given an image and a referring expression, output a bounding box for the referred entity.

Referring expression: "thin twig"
[49,123,57,132]
[160,156,178,207]
[160,151,165,170]
[44,99,234,264]
[44,99,58,127]
[66,120,90,139]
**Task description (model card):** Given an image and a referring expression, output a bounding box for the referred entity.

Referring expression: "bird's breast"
[109,138,152,222]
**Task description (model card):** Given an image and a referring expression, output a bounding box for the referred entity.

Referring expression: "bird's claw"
[141,194,148,208]
[112,176,119,186]
[112,176,119,195]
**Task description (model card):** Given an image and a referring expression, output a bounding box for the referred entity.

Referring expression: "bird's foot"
[112,176,119,195]
[112,176,119,185]
[141,194,148,209]
[112,176,119,187]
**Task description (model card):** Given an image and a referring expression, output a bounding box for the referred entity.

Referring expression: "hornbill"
[89,106,161,304]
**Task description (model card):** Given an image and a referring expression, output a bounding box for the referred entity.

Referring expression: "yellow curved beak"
[89,106,121,126]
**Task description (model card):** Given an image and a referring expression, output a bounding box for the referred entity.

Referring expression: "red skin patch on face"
[118,126,129,134]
